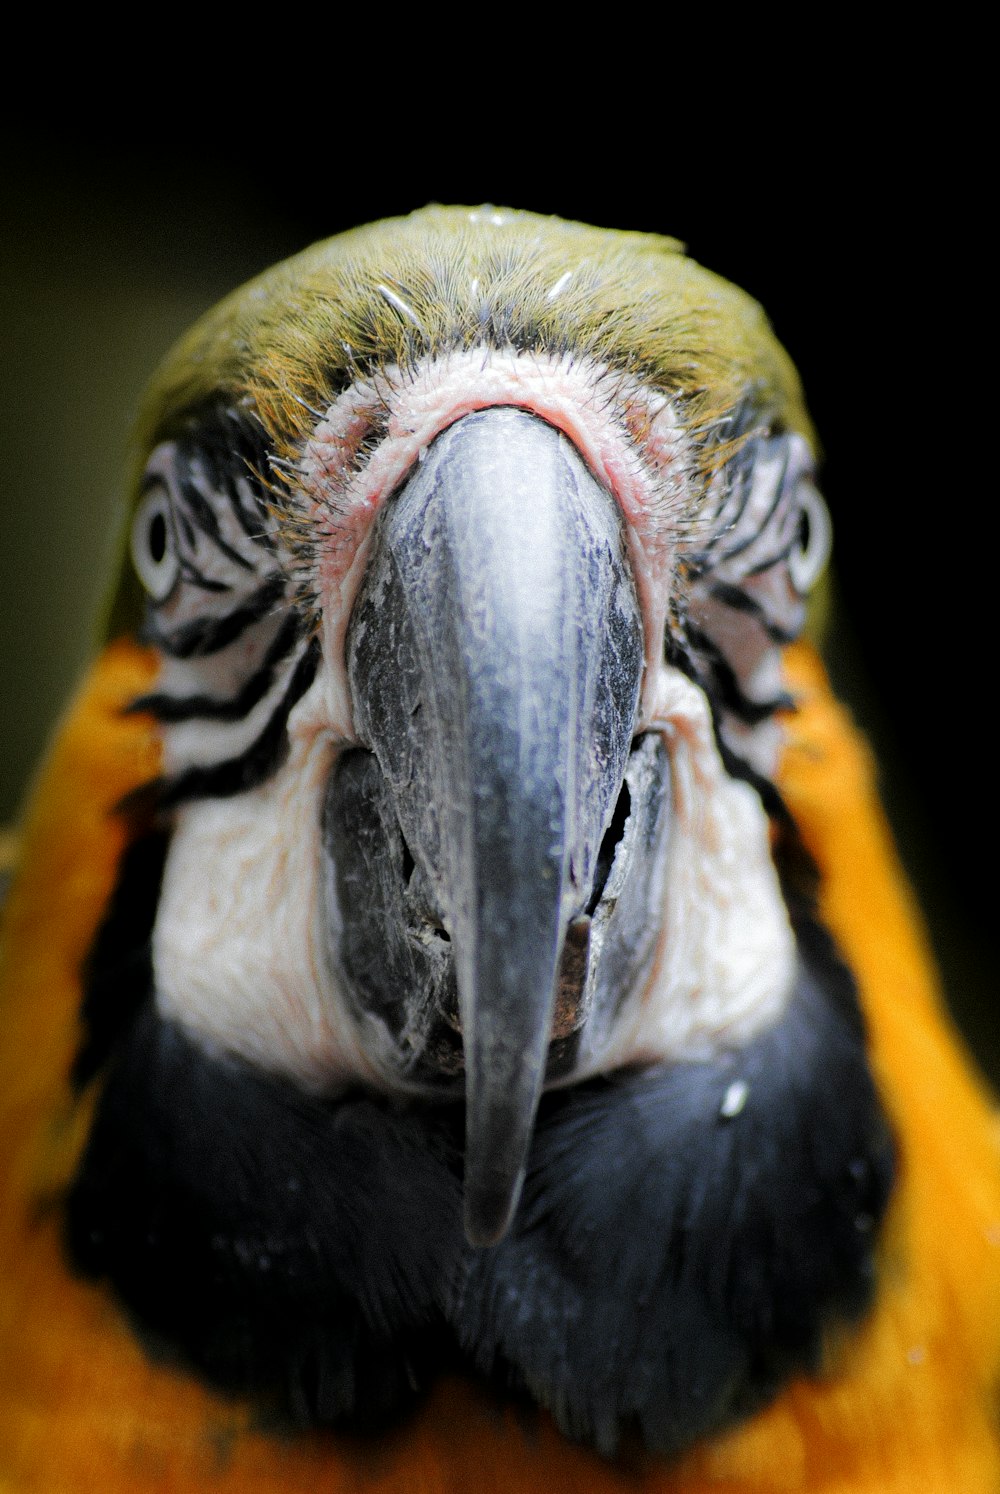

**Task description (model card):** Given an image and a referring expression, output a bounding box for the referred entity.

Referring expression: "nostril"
[585,769,634,918]
[400,834,415,885]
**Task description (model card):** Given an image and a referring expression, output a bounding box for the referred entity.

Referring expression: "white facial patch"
[153,669,795,1092]
[153,677,374,1090]
[587,668,797,1073]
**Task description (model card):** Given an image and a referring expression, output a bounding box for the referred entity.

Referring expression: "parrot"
[1,204,998,1494]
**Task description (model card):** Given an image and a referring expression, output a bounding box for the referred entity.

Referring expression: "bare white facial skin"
[154,688,369,1090]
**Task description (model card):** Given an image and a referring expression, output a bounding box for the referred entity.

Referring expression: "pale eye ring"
[789,480,832,594]
[131,484,179,600]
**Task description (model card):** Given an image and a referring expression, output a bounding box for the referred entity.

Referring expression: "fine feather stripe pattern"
[661,626,790,822]
[134,403,821,808]
[175,559,232,594]
[681,427,823,777]
[704,580,801,644]
[174,462,257,573]
[153,638,320,807]
[192,403,279,551]
[142,575,288,659]
[686,624,796,726]
[128,612,302,723]
[132,411,326,798]
[745,539,798,576]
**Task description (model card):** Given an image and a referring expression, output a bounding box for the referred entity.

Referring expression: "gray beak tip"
[462,1170,526,1248]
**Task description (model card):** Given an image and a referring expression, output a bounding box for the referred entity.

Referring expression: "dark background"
[1,128,992,1077]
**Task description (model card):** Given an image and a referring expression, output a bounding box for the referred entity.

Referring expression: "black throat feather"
[66,830,894,1460]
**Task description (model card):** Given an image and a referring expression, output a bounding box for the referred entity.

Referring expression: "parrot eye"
[788,479,832,594]
[131,484,179,600]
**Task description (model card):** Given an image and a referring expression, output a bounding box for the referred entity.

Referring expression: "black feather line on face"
[142,575,288,659]
[165,406,278,551]
[685,624,795,728]
[704,580,805,648]
[152,638,320,808]
[67,870,894,1458]
[128,612,302,724]
[174,451,257,573]
[661,624,793,828]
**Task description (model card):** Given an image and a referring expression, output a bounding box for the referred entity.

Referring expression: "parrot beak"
[325,407,667,1245]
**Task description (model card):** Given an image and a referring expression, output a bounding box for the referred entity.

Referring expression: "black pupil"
[797,507,811,555]
[148,510,168,565]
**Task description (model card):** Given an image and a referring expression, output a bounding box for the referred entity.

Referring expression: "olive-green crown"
[109,206,811,638]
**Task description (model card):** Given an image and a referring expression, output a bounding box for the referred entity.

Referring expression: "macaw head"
[66,208,891,1457]
[110,206,831,1245]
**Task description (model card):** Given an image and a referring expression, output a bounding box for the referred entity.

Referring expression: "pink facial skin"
[293,347,697,741]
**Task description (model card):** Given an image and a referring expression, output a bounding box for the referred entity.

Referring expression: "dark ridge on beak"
[328,408,646,1245]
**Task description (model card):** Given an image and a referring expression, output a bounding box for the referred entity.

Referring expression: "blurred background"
[1,126,993,1078]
